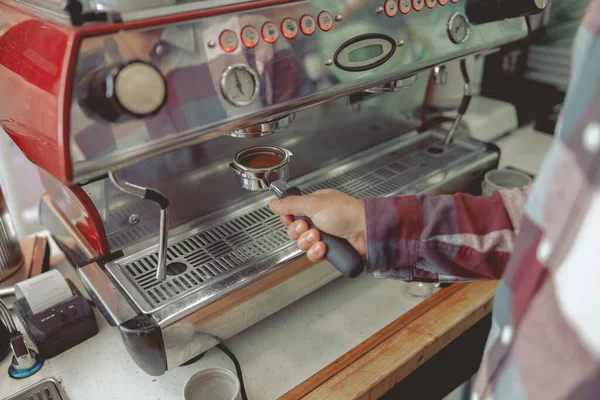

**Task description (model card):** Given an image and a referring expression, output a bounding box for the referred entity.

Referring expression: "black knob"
[59,312,68,322]
[78,60,167,122]
[466,0,549,24]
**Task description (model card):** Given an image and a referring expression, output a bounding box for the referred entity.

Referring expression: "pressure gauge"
[220,64,260,107]
[447,13,470,44]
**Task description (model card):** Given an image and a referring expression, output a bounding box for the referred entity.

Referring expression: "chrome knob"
[78,60,167,121]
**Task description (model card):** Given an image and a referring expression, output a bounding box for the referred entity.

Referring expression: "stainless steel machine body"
[2,0,543,376]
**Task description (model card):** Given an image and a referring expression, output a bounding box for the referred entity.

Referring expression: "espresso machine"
[0,0,546,376]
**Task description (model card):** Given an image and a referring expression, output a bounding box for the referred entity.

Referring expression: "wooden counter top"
[282,281,498,400]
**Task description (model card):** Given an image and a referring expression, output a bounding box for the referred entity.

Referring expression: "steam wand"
[444,59,472,145]
[108,172,169,281]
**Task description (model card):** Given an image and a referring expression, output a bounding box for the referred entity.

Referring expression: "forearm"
[364,186,529,282]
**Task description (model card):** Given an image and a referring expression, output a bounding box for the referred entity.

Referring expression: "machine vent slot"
[113,135,489,310]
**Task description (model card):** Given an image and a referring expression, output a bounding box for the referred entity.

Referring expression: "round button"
[300,14,317,35]
[536,238,552,264]
[385,0,398,16]
[583,122,600,153]
[59,312,68,322]
[438,0,448,5]
[318,11,334,31]
[262,22,279,44]
[68,307,78,317]
[425,0,436,8]
[500,325,514,345]
[241,26,259,48]
[281,18,298,39]
[219,30,238,53]
[399,0,411,13]
[412,0,424,11]
[115,62,167,117]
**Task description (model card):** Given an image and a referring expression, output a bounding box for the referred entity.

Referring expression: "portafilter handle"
[270,179,364,279]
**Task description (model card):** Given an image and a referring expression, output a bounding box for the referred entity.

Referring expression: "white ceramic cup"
[482,169,532,196]
[183,368,241,400]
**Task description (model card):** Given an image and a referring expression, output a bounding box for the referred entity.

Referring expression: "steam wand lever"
[109,171,169,281]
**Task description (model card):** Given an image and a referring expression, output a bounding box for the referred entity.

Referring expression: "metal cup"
[183,367,241,400]
[229,146,293,191]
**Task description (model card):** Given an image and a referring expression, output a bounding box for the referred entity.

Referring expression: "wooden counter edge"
[281,280,499,400]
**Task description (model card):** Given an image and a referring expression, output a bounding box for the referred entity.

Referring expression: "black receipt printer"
[13,277,98,359]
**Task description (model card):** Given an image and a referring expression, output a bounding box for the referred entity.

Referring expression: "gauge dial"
[220,65,260,107]
[447,13,470,44]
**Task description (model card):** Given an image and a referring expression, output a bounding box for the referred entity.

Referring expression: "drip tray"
[106,132,496,314]
[5,379,67,400]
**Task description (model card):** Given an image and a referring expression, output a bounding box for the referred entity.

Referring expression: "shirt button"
[536,239,552,264]
[501,325,514,345]
[583,122,600,153]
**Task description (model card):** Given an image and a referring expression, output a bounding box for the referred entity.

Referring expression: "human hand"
[268,189,366,263]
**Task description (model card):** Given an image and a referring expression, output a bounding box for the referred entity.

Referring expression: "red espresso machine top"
[0,0,538,184]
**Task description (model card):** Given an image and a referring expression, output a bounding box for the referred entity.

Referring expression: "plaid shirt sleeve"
[364,186,529,282]
[366,1,600,398]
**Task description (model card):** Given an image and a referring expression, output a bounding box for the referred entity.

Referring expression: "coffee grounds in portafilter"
[240,153,284,169]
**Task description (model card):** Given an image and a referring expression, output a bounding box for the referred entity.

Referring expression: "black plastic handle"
[279,187,364,278]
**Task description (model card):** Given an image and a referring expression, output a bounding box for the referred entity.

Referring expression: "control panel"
[70,0,535,181]
[214,10,336,52]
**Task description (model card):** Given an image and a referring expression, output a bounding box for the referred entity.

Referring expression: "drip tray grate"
[108,133,491,311]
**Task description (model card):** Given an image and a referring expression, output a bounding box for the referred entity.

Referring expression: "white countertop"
[1,126,554,400]
[1,255,428,400]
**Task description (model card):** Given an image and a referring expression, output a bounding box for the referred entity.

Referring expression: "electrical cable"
[0,299,16,334]
[217,343,249,400]
[195,332,249,400]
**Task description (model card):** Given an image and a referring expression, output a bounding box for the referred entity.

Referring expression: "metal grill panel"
[4,379,67,400]
[112,135,489,310]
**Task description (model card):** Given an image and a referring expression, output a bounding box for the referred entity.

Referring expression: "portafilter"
[230,146,364,278]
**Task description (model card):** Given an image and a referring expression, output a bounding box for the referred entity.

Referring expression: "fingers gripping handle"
[279,187,364,278]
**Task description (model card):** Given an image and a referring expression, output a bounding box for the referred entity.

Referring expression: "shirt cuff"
[363,196,422,277]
